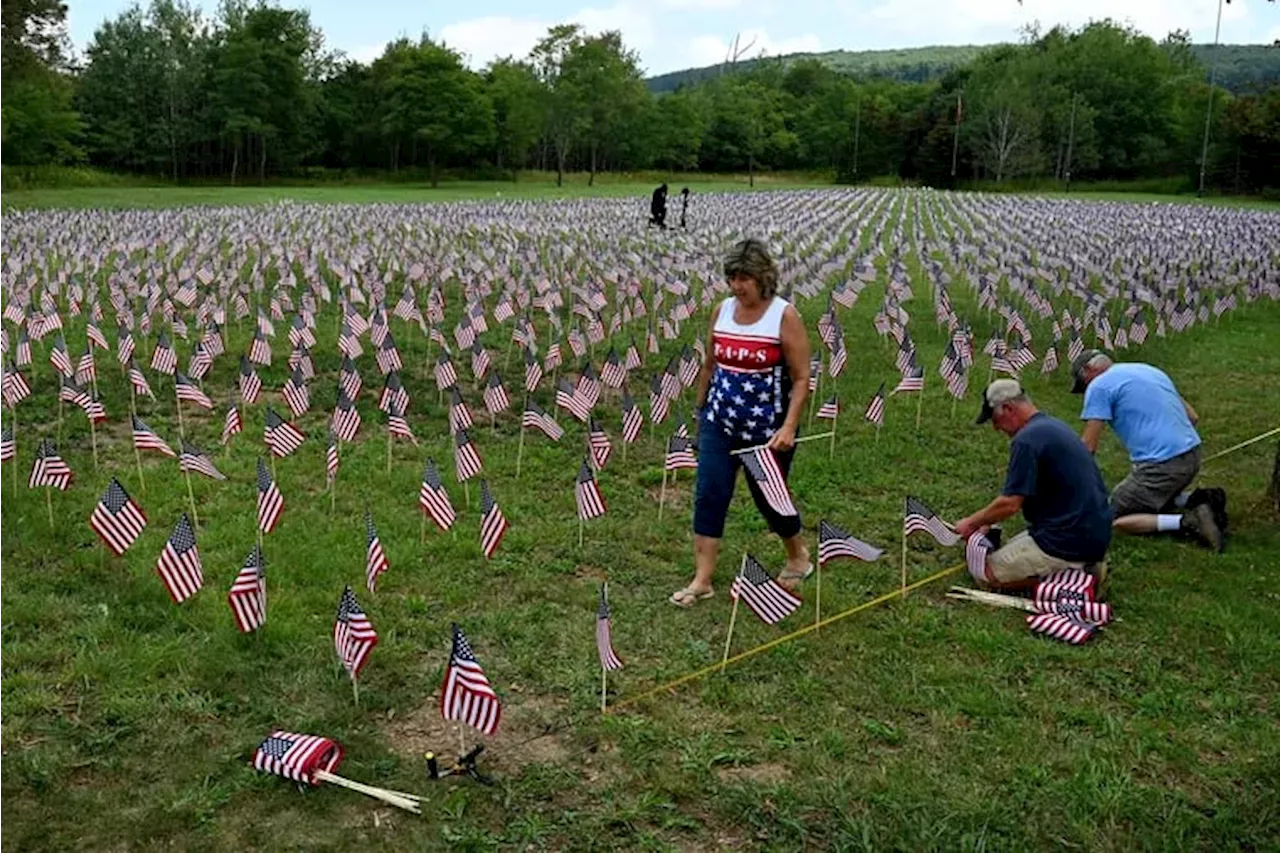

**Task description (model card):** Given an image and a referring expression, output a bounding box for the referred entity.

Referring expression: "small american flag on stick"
[596,583,623,671]
[257,457,284,533]
[620,389,643,443]
[252,731,343,786]
[864,383,886,426]
[731,554,801,625]
[228,545,266,632]
[478,479,508,559]
[903,496,960,546]
[90,477,147,555]
[419,458,456,531]
[455,429,483,481]
[156,513,204,603]
[818,519,884,565]
[264,407,306,457]
[326,432,340,484]
[335,585,379,679]
[441,624,501,736]
[816,396,839,420]
[180,441,226,480]
[29,439,73,490]
[175,372,214,410]
[1,427,14,463]
[239,357,262,403]
[331,391,360,442]
[740,447,797,517]
[665,432,697,470]
[365,511,389,592]
[222,400,243,445]
[133,415,176,457]
[522,401,564,441]
[575,458,607,520]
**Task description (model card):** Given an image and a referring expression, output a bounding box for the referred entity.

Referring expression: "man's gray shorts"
[1111,448,1200,517]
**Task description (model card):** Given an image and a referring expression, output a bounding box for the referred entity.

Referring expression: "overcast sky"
[68,0,1279,76]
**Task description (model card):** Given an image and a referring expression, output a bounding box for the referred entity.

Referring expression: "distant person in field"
[649,183,668,229]
[670,239,812,608]
[1071,350,1225,551]
[679,187,690,228]
[954,379,1112,591]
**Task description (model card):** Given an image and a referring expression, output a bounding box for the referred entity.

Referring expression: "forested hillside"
[646,43,1280,94]
[2,1,1277,194]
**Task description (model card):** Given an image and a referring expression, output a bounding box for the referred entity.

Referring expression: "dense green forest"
[646,43,1280,94]
[3,0,1278,194]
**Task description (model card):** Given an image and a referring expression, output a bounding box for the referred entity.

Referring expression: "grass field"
[2,188,1279,851]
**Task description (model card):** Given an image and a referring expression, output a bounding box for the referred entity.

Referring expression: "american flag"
[556,378,591,423]
[179,441,226,480]
[288,315,316,348]
[376,334,403,375]
[175,372,214,409]
[1007,342,1037,371]
[964,532,993,583]
[1067,333,1084,363]
[808,354,821,393]
[575,458,607,520]
[249,330,272,365]
[895,337,916,374]
[379,371,409,415]
[601,349,627,388]
[677,345,699,387]
[1041,345,1059,374]
[665,432,697,470]
[448,386,474,433]
[49,335,74,377]
[29,439,73,490]
[588,418,612,468]
[624,338,641,370]
[334,584,379,678]
[228,545,267,632]
[264,407,306,457]
[454,429,483,481]
[828,341,848,378]
[238,357,262,403]
[75,346,96,386]
[1,427,14,463]
[816,396,839,420]
[3,363,32,405]
[943,358,968,400]
[331,391,360,441]
[90,478,147,555]
[338,321,362,358]
[434,351,458,391]
[903,496,960,546]
[60,378,104,422]
[256,457,284,533]
[817,519,883,564]
[339,355,362,400]
[649,375,671,425]
[156,513,203,603]
[1027,611,1101,645]
[596,583,623,671]
[132,415,176,457]
[521,401,564,441]
[543,340,563,373]
[387,401,417,444]
[576,362,601,408]
[419,458,457,531]
[15,329,33,366]
[470,341,490,380]
[187,342,213,381]
[523,347,543,392]
[659,358,680,403]
[567,326,586,358]
[620,390,643,443]
[741,447,797,517]
[282,368,310,417]
[478,479,508,559]
[222,401,242,445]
[441,624,501,735]
[483,372,510,415]
[892,366,925,395]
[326,432,340,484]
[731,554,801,625]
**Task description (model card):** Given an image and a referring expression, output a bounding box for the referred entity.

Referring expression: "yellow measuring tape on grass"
[609,562,965,712]
[1201,426,1280,464]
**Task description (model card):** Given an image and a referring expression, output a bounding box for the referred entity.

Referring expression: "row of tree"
[3,0,1277,193]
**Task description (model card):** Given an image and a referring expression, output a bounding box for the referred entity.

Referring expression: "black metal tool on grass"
[425,744,493,785]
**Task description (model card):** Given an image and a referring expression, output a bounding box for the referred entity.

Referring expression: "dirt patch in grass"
[714,762,791,785]
[384,690,573,774]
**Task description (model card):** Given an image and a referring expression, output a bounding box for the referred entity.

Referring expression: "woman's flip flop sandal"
[778,563,814,585]
[669,587,715,608]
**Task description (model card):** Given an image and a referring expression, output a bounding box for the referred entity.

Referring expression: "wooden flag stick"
[578,516,585,549]
[9,406,16,494]
[419,510,427,545]
[89,416,99,472]
[600,666,608,713]
[176,398,186,439]
[729,432,834,456]
[658,467,669,521]
[352,675,360,706]
[46,485,55,529]
[900,531,909,598]
[184,471,200,531]
[57,397,64,445]
[914,387,924,433]
[331,439,340,514]
[720,555,746,673]
[129,389,146,493]
[462,478,470,509]
[829,411,838,459]
[876,423,881,444]
[312,771,421,814]
[515,420,527,478]
[386,429,393,473]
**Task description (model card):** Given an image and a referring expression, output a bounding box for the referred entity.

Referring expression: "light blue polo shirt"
[1081,363,1200,463]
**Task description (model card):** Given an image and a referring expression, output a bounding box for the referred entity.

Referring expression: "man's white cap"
[976,378,1024,424]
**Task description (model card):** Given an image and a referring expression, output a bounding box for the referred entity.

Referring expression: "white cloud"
[345,44,388,65]
[439,15,552,68]
[659,0,744,9]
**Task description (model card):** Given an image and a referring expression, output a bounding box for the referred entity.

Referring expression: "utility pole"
[1064,92,1078,193]
[1197,0,1225,197]
[950,90,963,181]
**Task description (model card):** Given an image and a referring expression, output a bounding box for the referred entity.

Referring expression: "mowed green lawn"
[3,194,1279,852]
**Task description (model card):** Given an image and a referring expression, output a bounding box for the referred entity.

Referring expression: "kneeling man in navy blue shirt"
[954,379,1112,590]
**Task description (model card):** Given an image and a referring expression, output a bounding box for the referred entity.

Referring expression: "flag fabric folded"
[964,532,993,582]
[596,583,623,671]
[441,624,501,736]
[817,519,883,564]
[903,496,960,546]
[731,554,801,625]
[156,513,203,603]
[90,477,147,555]
[252,731,342,786]
[228,545,267,632]
[334,585,378,679]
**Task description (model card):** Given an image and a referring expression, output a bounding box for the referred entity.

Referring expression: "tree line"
[3,0,1278,194]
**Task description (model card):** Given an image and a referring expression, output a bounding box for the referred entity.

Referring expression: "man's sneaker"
[1182,504,1223,552]
[1187,487,1229,536]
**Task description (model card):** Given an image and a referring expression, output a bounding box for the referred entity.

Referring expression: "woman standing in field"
[670,239,813,608]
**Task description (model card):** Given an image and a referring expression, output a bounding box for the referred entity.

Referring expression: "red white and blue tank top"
[704,296,791,443]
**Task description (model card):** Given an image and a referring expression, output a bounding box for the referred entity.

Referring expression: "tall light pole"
[1197,0,1226,197]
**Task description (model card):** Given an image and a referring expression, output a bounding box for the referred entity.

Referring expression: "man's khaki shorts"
[986,531,1078,584]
